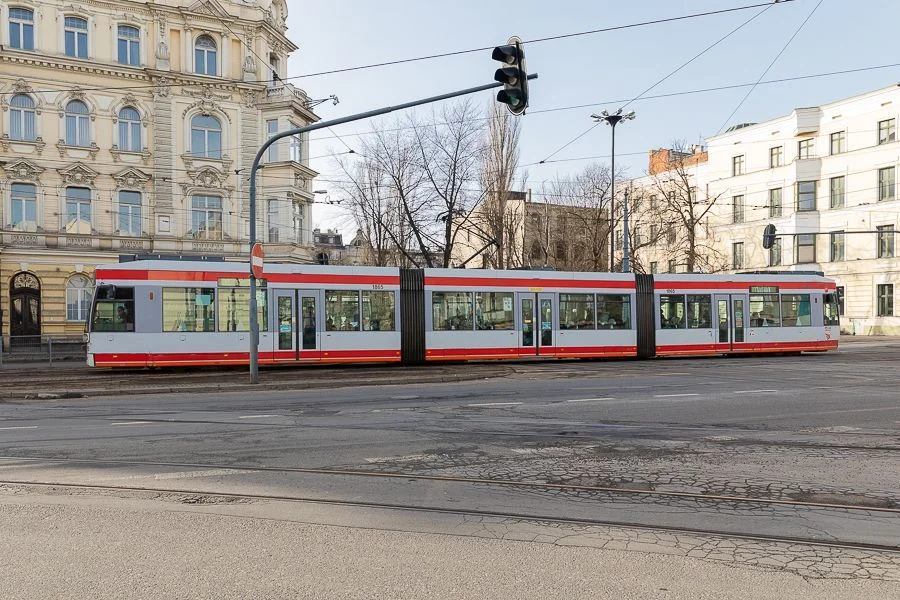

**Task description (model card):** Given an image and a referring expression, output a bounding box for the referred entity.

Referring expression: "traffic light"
[762,224,777,250]
[492,36,528,115]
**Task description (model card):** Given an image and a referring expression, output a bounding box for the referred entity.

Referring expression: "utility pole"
[622,188,630,272]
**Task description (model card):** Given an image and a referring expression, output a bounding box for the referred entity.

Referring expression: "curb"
[6,369,513,401]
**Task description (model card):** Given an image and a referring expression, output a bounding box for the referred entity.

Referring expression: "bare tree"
[411,100,484,267]
[650,142,729,273]
[336,160,399,267]
[479,103,524,269]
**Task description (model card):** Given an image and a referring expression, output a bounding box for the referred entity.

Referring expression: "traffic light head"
[762,224,777,250]
[492,37,528,115]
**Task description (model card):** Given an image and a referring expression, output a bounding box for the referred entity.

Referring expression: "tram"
[85,260,840,368]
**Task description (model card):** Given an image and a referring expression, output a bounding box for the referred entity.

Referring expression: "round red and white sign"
[251,242,265,279]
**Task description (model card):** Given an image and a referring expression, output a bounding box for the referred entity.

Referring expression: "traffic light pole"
[247,74,538,383]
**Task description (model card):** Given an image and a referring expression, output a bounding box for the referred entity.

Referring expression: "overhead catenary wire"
[716,0,825,134]
[0,1,794,98]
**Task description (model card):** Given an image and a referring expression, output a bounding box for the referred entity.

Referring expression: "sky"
[283,0,900,236]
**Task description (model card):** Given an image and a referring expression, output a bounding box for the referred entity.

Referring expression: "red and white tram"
[85,260,840,368]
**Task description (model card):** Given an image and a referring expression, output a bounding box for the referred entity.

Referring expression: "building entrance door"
[10,272,41,346]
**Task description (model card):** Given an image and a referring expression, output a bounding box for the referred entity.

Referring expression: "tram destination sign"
[750,286,779,293]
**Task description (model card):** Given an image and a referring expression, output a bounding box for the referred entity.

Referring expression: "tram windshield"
[90,285,135,332]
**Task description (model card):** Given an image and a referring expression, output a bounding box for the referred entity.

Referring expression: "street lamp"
[591,109,635,272]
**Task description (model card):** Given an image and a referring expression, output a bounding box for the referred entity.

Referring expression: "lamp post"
[590,109,635,272]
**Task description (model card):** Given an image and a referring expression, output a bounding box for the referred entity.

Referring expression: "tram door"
[273,290,320,362]
[518,293,555,356]
[713,294,747,352]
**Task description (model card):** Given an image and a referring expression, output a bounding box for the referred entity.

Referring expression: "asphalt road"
[1,339,898,596]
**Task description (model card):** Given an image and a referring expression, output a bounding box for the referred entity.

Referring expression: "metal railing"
[1,334,86,366]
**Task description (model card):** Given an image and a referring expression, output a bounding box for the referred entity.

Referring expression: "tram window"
[217,288,267,332]
[432,291,473,331]
[686,295,712,329]
[162,287,215,332]
[559,294,595,330]
[781,294,811,327]
[362,291,395,331]
[91,286,134,332]
[325,290,360,331]
[749,294,781,327]
[659,295,685,329]
[598,294,632,329]
[823,293,841,326]
[475,292,514,330]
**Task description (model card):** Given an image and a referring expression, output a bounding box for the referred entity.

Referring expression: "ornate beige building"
[0,0,319,345]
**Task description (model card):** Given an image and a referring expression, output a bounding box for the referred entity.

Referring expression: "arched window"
[118,107,141,151]
[9,8,34,50]
[64,16,88,58]
[10,182,37,231]
[117,25,140,66]
[9,94,36,141]
[194,35,217,76]
[65,100,90,147]
[66,274,93,322]
[190,115,222,158]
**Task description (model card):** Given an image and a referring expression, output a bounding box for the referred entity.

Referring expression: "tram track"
[1,454,898,515]
[2,477,898,555]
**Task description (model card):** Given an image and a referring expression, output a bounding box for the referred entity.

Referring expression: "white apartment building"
[0,0,319,344]
[704,83,900,335]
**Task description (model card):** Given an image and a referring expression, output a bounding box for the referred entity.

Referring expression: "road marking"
[656,372,690,376]
[92,468,253,482]
[567,397,615,403]
[467,402,523,407]
[391,395,420,400]
[0,426,38,430]
[110,421,153,426]
[654,393,700,398]
[733,389,778,395]
[237,414,278,419]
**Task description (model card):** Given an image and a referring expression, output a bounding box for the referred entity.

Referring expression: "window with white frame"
[292,202,303,243]
[830,231,845,262]
[66,274,93,321]
[10,182,37,231]
[191,195,223,240]
[769,188,782,217]
[117,25,140,66]
[64,16,88,58]
[732,155,745,176]
[877,284,894,317]
[118,107,141,151]
[190,115,222,158]
[64,186,91,233]
[65,100,90,147]
[878,119,896,145]
[877,224,895,259]
[266,119,279,161]
[732,242,743,269]
[194,35,217,76]
[9,94,36,141]
[769,238,782,267]
[878,167,895,202]
[267,200,280,243]
[732,195,744,224]
[118,190,142,236]
[289,122,302,162]
[830,176,845,209]
[9,7,34,50]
